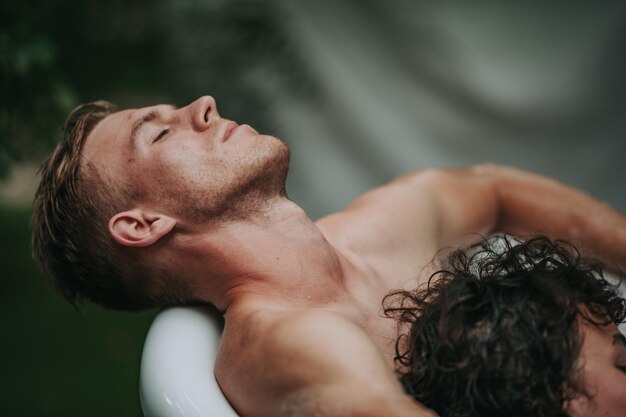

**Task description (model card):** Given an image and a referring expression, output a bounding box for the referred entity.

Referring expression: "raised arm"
[320,164,626,276]
[216,311,437,417]
[424,164,626,272]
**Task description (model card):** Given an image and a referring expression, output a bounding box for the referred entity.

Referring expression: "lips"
[223,121,239,142]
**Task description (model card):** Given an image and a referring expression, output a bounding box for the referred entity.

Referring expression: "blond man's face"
[81,96,290,222]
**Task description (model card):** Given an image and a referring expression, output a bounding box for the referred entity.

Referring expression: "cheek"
[150,146,199,178]
[581,373,626,417]
[601,376,626,409]
[153,147,228,189]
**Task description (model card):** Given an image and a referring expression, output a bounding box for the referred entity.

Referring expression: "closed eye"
[153,128,170,143]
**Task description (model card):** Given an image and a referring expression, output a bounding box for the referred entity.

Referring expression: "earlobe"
[109,210,176,247]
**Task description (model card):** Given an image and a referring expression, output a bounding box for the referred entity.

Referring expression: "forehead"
[81,108,137,162]
[83,102,177,160]
[578,321,622,359]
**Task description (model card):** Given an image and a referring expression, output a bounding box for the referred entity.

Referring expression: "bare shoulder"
[265,309,392,371]
[216,308,404,417]
[316,166,504,278]
[324,165,495,228]
[315,169,448,281]
[218,308,392,382]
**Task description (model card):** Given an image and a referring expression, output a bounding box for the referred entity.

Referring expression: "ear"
[108,209,176,248]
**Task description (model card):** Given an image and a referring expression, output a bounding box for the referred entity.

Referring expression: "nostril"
[204,105,211,123]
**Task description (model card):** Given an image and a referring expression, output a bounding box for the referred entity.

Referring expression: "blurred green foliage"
[1,5,74,177]
[0,0,169,178]
[0,206,157,417]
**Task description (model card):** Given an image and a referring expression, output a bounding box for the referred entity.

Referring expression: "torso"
[216,300,399,416]
[215,243,438,416]
[215,184,444,416]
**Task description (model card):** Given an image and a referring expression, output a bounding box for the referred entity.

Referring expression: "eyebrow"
[129,110,159,151]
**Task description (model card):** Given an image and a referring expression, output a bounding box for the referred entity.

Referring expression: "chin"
[226,137,290,202]
[255,137,290,195]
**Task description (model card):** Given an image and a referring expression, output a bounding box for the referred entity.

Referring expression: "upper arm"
[382,166,500,245]
[322,162,624,265]
[219,312,432,417]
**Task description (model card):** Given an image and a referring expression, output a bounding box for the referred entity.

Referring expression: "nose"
[188,95,219,131]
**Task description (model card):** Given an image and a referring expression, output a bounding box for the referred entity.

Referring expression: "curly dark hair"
[384,235,626,417]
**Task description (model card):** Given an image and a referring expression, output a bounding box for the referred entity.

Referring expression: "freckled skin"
[83,98,289,221]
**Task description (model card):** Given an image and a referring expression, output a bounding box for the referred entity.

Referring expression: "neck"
[168,198,354,311]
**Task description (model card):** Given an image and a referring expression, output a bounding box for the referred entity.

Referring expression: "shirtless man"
[32,96,626,417]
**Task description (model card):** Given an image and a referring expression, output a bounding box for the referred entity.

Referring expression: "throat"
[226,238,353,309]
[203,201,354,310]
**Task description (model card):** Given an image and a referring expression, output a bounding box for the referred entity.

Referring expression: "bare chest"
[340,257,439,366]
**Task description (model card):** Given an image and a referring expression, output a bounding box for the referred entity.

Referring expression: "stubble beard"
[181,136,291,223]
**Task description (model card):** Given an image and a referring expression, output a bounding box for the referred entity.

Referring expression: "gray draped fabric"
[164,0,626,219]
